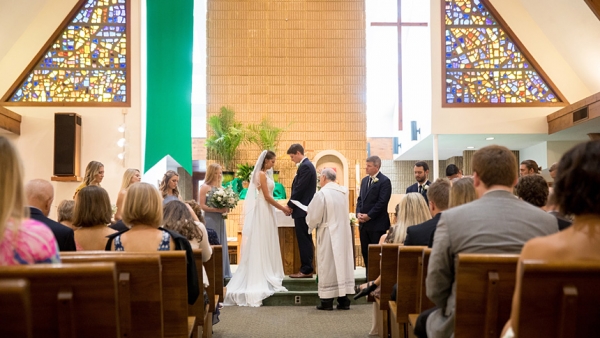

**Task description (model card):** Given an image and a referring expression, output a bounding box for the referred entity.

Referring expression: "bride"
[224,150,289,307]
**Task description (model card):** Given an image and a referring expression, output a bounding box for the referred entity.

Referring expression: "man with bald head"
[25,179,76,251]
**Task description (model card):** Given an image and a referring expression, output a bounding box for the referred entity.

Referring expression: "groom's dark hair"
[287,144,304,155]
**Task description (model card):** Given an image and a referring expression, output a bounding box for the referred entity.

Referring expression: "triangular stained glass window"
[3,0,129,104]
[444,0,565,105]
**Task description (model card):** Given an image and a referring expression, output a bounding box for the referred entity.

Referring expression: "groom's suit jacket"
[356,172,392,232]
[287,158,317,219]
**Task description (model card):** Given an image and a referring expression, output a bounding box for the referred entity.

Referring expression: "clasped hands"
[282,206,292,217]
[357,213,371,223]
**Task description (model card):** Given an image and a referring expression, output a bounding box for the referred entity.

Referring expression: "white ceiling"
[396,116,600,160]
[0,0,48,63]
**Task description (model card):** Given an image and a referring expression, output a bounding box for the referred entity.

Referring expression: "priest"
[307,168,355,310]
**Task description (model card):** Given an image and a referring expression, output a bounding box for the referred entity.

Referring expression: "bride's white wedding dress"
[223,173,287,307]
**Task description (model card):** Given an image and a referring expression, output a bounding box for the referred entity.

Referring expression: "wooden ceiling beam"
[584,0,600,21]
[0,106,21,135]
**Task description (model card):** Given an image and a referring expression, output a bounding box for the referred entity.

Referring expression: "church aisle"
[213,304,373,338]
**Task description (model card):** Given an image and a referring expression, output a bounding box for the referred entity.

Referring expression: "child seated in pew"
[0,136,60,265]
[105,183,200,305]
[186,200,220,245]
[354,193,431,336]
[72,186,117,250]
[502,140,600,338]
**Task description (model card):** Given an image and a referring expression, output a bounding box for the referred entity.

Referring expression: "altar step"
[224,266,369,306]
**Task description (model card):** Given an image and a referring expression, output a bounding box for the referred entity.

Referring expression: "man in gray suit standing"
[415,145,559,338]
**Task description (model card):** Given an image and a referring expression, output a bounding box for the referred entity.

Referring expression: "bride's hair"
[261,151,276,170]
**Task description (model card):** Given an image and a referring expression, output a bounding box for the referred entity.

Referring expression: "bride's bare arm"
[258,172,288,212]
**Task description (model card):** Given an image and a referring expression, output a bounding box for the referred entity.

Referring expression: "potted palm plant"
[247,117,289,182]
[205,106,245,184]
[236,163,254,189]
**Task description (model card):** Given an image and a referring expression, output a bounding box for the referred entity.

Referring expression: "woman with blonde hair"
[0,136,60,265]
[73,186,116,250]
[159,170,180,204]
[114,168,141,221]
[448,177,477,208]
[105,182,200,304]
[73,161,104,199]
[199,163,232,279]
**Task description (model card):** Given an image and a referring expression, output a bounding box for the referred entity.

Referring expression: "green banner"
[144,0,194,174]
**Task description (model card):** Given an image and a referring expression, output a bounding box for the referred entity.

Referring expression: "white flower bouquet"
[207,185,239,219]
[349,213,358,226]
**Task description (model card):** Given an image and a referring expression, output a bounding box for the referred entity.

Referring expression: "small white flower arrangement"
[423,184,429,190]
[349,213,358,226]
[372,177,379,183]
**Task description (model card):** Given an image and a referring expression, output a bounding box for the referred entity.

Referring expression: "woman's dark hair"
[162,200,203,242]
[185,200,205,224]
[261,151,276,170]
[516,175,549,208]
[73,186,112,227]
[521,159,541,174]
[554,140,600,216]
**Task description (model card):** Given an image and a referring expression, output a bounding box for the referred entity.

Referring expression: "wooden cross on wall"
[371,0,428,131]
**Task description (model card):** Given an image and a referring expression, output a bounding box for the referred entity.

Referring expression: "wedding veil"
[243,150,268,236]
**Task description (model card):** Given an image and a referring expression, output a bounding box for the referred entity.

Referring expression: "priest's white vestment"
[307,182,355,299]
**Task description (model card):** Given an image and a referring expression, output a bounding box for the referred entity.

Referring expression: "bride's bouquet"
[207,185,239,219]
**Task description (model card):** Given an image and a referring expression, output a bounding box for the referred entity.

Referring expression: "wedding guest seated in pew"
[186,200,220,245]
[404,178,451,247]
[544,192,572,230]
[105,182,200,305]
[515,174,549,209]
[502,140,600,338]
[72,186,117,250]
[0,136,60,265]
[416,145,559,338]
[163,200,212,290]
[57,200,75,230]
[427,177,477,247]
[25,179,76,252]
[354,193,430,336]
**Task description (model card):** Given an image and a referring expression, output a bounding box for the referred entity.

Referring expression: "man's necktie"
[418,185,422,193]
[368,177,373,189]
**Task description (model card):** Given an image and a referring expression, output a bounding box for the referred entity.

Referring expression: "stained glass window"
[4,0,128,104]
[444,0,563,104]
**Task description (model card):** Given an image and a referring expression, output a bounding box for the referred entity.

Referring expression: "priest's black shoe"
[316,298,334,311]
[336,296,351,310]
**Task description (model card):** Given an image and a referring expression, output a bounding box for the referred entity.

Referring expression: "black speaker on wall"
[54,113,82,177]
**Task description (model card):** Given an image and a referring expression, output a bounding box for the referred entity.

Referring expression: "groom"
[285,144,317,278]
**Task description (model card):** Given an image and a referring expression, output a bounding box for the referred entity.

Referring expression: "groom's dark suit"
[287,157,317,274]
[356,172,392,272]
[406,180,432,205]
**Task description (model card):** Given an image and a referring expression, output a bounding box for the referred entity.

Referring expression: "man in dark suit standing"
[356,155,392,273]
[403,178,451,247]
[25,179,76,251]
[406,161,431,205]
[286,144,317,278]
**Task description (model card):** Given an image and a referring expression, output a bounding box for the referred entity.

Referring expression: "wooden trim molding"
[441,0,568,107]
[1,0,131,107]
[0,106,22,135]
[547,91,600,134]
[584,0,600,21]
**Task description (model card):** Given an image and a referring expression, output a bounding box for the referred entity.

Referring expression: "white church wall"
[0,0,143,218]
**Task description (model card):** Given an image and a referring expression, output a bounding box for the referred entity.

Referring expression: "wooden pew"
[189,249,209,338]
[388,246,426,338]
[375,243,404,338]
[61,253,164,338]
[406,248,433,338]
[516,260,600,338]
[63,251,190,338]
[0,263,120,338]
[367,244,381,303]
[204,245,223,338]
[454,253,519,338]
[0,279,32,338]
